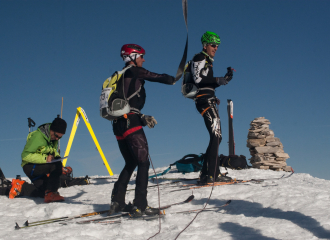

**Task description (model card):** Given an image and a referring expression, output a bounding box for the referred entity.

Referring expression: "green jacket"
[21,123,61,167]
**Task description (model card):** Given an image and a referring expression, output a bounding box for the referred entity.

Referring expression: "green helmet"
[201,31,221,45]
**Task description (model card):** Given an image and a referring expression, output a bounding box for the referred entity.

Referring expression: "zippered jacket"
[21,123,60,167]
[191,52,229,97]
[123,66,175,111]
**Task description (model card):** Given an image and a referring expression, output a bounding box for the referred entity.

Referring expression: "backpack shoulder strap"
[102,65,133,90]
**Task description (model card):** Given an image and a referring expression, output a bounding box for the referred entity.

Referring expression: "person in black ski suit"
[108,44,176,217]
[191,31,234,183]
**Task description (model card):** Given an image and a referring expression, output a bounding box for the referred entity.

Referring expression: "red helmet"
[120,44,145,58]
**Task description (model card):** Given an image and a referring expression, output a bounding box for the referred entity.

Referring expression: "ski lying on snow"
[170,170,294,192]
[127,180,182,191]
[15,209,110,229]
[15,195,194,229]
[76,211,166,224]
[174,200,232,214]
[250,167,294,181]
[150,177,199,182]
[169,179,262,192]
[75,195,194,224]
[81,200,232,225]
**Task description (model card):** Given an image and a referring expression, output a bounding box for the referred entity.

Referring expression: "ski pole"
[17,209,109,229]
[59,97,63,154]
[27,118,35,133]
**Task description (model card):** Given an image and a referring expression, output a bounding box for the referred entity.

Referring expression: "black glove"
[216,77,229,86]
[141,115,157,128]
[224,67,233,81]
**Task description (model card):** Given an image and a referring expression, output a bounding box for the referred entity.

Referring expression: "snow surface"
[1,167,330,240]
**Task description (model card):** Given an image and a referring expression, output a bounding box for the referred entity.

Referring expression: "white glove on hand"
[141,115,157,128]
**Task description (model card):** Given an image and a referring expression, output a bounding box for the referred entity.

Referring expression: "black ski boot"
[199,173,208,184]
[108,202,133,216]
[129,206,144,218]
[129,205,161,218]
[215,174,232,182]
[144,206,161,216]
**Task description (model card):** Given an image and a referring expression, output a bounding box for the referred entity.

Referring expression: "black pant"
[112,114,150,211]
[22,161,62,197]
[196,97,222,178]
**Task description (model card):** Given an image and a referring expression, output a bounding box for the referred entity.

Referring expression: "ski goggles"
[209,44,219,48]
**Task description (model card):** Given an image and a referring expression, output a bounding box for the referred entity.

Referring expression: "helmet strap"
[201,51,214,62]
[128,54,139,66]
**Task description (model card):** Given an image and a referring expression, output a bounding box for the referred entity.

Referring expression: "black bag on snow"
[0,168,11,195]
[60,174,90,188]
[60,166,90,188]
[0,168,5,179]
[219,154,249,170]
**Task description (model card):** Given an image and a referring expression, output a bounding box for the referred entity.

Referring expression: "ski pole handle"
[28,118,36,128]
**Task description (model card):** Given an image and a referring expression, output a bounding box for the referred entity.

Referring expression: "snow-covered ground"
[1,167,330,240]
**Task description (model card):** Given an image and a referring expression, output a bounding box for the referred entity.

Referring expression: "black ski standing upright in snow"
[219,100,250,170]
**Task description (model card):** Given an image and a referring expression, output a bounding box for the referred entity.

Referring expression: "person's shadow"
[217,199,330,239]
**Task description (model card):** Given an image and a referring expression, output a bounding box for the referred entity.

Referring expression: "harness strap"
[201,107,211,116]
[127,85,142,101]
[130,108,141,114]
[30,164,48,182]
[30,164,36,177]
[196,94,209,98]
[116,126,142,140]
[148,166,172,179]
[198,87,215,92]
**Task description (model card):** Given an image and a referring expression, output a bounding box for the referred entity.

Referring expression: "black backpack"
[60,166,90,188]
[219,154,250,170]
[60,175,90,188]
[0,168,11,195]
[181,61,198,99]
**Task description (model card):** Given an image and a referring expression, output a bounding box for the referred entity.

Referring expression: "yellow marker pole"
[62,109,81,167]
[77,107,113,176]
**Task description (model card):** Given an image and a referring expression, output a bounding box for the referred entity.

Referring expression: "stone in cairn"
[247,117,292,172]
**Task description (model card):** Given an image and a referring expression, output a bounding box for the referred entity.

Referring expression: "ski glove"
[141,115,157,129]
[224,67,233,81]
[216,77,229,86]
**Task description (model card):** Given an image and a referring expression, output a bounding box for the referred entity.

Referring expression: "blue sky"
[1,0,329,180]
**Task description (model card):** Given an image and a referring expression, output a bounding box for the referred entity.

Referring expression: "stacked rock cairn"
[247,117,292,172]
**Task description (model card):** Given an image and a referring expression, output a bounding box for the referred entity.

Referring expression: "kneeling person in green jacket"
[17,116,67,203]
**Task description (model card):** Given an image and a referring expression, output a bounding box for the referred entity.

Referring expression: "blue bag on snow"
[149,154,204,179]
[174,154,204,173]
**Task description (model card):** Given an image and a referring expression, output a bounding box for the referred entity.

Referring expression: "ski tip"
[187,195,194,202]
[291,167,295,173]
[15,223,20,230]
[23,220,28,227]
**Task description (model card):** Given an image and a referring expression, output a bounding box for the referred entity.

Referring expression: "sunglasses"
[54,132,62,139]
[140,54,144,59]
[209,44,219,48]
